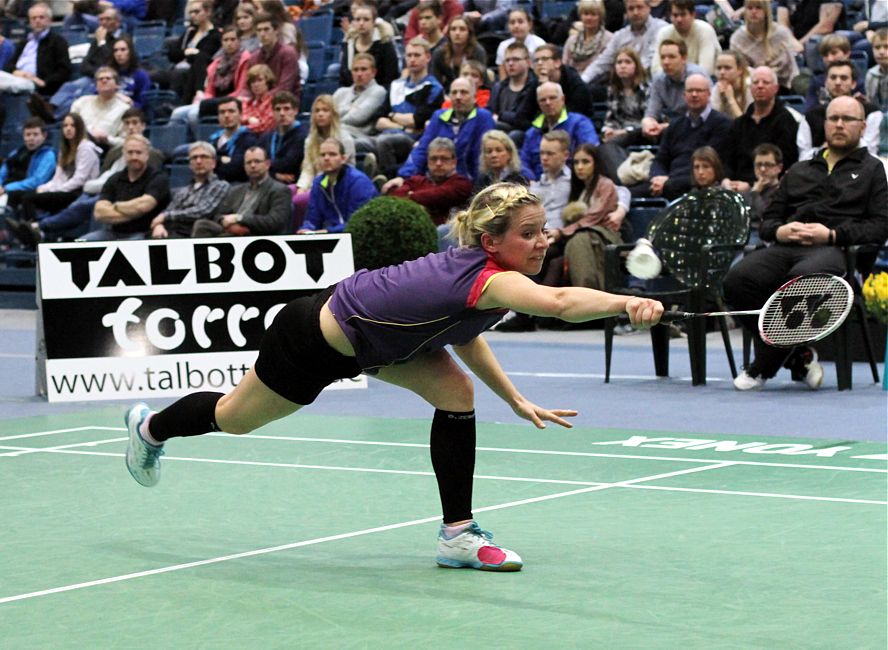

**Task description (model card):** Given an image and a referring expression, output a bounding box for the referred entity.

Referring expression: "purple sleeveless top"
[328,247,509,371]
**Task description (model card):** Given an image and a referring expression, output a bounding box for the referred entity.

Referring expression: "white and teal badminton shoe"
[125,403,164,487]
[436,522,523,571]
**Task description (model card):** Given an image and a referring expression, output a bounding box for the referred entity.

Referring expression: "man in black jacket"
[0,2,71,96]
[489,42,538,135]
[259,91,306,185]
[720,66,800,191]
[725,96,888,391]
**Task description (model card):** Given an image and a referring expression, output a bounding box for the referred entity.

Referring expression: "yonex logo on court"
[593,435,883,459]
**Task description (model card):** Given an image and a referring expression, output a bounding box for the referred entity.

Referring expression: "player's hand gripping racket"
[658,274,853,348]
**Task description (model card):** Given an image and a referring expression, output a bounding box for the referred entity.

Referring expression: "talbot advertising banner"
[36,235,366,402]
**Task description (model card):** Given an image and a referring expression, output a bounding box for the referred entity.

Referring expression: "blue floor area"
[1,313,885,443]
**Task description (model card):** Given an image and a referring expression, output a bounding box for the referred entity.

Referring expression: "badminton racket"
[656,274,853,348]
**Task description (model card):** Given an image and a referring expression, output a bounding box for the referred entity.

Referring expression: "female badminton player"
[125,182,664,572]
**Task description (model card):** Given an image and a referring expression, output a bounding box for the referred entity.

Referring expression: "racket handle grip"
[658,311,692,323]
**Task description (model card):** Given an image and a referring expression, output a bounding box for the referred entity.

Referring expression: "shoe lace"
[138,441,165,467]
[466,522,494,541]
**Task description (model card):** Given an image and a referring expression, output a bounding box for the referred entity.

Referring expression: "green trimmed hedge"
[345,196,439,270]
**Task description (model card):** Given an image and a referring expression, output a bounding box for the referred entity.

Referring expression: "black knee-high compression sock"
[148,392,224,443]
[430,409,476,523]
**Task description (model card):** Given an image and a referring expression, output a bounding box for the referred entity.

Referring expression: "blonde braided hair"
[448,182,541,248]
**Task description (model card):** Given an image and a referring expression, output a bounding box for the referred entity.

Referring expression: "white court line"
[0,462,731,605]
[628,484,888,506]
[2,444,885,506]
[0,426,122,442]
[218,434,888,474]
[1,426,885,473]
[0,437,127,458]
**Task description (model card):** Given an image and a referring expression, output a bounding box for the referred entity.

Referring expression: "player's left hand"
[512,397,577,429]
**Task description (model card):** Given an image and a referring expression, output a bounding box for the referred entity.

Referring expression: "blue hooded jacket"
[303,165,378,233]
[397,107,496,181]
[520,109,599,180]
[0,144,56,193]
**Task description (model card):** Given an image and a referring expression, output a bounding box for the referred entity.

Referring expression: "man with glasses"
[488,42,537,134]
[797,60,883,161]
[81,7,126,79]
[70,66,130,147]
[530,44,591,116]
[384,137,472,227]
[193,146,291,237]
[721,66,799,193]
[150,141,230,239]
[641,73,731,199]
[724,95,888,391]
[0,2,71,97]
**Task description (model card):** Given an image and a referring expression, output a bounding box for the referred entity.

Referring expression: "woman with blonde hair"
[474,130,526,192]
[712,50,752,118]
[562,0,612,74]
[234,3,259,51]
[124,181,663,572]
[729,0,799,89]
[291,94,356,225]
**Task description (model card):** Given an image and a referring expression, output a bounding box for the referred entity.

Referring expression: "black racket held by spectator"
[658,274,853,348]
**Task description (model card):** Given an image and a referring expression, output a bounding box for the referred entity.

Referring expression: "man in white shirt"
[70,66,130,148]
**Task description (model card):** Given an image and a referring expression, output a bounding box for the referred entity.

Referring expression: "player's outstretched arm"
[477,272,663,328]
[452,336,577,429]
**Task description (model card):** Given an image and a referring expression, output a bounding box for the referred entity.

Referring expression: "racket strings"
[760,275,853,347]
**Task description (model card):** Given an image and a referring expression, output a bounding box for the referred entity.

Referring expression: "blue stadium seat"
[141,89,181,124]
[0,129,23,159]
[149,122,190,157]
[850,51,868,84]
[132,20,168,60]
[301,82,319,112]
[61,25,90,46]
[166,163,192,189]
[306,45,327,83]
[299,11,334,46]
[196,121,219,142]
[540,1,577,19]
[781,94,805,112]
[1,93,30,126]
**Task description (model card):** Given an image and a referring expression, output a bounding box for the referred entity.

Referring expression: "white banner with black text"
[36,234,366,402]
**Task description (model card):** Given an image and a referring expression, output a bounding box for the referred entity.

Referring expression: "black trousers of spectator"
[723,244,846,377]
[20,190,82,224]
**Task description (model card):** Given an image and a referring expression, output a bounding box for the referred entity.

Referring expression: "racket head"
[758,274,853,348]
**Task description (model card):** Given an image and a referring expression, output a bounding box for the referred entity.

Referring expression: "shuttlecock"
[626,238,662,279]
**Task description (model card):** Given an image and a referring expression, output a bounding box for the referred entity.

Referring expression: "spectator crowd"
[0,0,886,388]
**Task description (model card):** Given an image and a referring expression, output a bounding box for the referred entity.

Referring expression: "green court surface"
[1,409,886,648]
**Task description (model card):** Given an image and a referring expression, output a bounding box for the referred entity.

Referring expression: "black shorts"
[254,286,362,405]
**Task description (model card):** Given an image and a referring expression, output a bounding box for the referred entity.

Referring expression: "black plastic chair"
[741,243,884,390]
[603,188,750,385]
